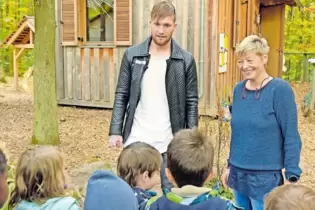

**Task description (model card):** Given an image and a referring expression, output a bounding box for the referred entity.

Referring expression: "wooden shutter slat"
[233,0,248,46]
[115,0,132,46]
[61,0,77,46]
[239,2,248,41]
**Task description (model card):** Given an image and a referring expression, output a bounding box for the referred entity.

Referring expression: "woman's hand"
[221,168,230,189]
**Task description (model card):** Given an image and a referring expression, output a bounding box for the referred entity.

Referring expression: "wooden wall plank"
[56,51,65,99]
[66,48,73,99]
[193,0,200,88]
[186,0,194,54]
[103,50,110,102]
[99,49,104,101]
[83,48,91,100]
[90,49,95,100]
[109,49,115,103]
[132,0,140,44]
[94,49,100,101]
[143,0,151,37]
[75,48,81,100]
[138,0,144,44]
[63,49,68,99]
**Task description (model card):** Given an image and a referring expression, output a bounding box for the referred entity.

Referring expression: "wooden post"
[311,63,315,110]
[13,48,25,91]
[30,30,33,44]
[13,48,18,90]
[303,54,309,82]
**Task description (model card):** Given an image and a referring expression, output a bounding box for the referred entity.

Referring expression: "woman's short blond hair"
[264,184,315,210]
[235,35,270,56]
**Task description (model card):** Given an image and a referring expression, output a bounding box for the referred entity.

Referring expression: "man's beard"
[152,35,172,46]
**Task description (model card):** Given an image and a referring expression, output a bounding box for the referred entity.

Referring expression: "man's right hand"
[109,135,123,148]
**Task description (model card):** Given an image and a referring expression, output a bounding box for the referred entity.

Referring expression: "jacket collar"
[137,36,183,59]
[171,185,211,197]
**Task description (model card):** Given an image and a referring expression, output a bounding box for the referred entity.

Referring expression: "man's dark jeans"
[160,152,173,194]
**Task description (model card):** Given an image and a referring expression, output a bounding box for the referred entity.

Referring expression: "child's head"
[117,142,161,190]
[264,184,315,210]
[9,146,66,206]
[166,128,214,188]
[0,143,9,208]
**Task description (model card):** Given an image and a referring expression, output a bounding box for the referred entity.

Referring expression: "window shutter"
[114,0,132,46]
[61,0,77,46]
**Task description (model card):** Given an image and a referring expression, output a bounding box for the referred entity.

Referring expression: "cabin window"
[86,0,114,42]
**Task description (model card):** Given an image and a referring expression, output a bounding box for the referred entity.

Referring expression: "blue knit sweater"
[229,78,302,180]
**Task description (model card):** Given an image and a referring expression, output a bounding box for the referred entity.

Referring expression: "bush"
[204,177,234,200]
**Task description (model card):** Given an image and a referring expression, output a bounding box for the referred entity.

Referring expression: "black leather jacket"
[109,37,198,142]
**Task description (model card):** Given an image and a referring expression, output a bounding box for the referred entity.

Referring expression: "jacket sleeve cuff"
[285,171,300,183]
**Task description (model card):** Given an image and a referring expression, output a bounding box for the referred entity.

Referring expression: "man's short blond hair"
[264,184,315,210]
[117,142,162,187]
[151,1,176,22]
[235,35,270,56]
[167,128,214,187]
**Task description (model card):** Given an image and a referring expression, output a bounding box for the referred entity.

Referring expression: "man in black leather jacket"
[109,1,198,193]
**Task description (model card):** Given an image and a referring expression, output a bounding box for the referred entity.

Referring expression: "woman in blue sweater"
[221,35,302,210]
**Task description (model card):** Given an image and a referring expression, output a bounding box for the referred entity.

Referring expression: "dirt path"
[0,79,314,191]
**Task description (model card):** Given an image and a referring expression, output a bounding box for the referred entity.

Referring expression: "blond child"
[264,184,315,210]
[145,128,242,210]
[117,142,162,210]
[8,146,80,210]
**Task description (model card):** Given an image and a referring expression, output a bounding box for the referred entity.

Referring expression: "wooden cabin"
[1,0,302,116]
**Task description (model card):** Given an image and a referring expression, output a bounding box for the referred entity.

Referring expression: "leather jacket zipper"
[136,55,151,105]
[165,58,171,110]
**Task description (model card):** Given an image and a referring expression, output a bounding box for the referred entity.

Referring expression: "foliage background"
[282,0,315,82]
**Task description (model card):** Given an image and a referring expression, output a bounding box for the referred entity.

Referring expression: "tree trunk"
[32,0,60,145]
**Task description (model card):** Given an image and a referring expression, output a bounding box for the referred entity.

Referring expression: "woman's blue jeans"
[233,190,264,210]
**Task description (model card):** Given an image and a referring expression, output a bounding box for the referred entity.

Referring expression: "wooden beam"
[14,44,34,48]
[30,30,33,44]
[6,22,28,45]
[26,21,35,32]
[79,0,87,45]
[16,48,24,59]
[13,49,18,91]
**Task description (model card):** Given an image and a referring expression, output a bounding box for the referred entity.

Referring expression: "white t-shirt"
[124,55,173,153]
